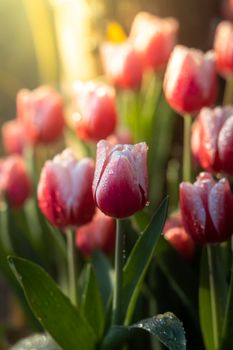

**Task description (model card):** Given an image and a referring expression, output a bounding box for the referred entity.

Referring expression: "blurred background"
[0,0,223,127]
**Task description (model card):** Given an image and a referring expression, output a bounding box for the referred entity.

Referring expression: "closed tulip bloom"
[130,12,179,71]
[93,140,148,218]
[38,149,95,228]
[191,106,233,174]
[0,156,31,207]
[163,45,217,114]
[163,212,195,260]
[214,21,233,76]
[76,209,115,256]
[101,41,142,90]
[2,119,25,154]
[17,85,65,145]
[72,82,117,142]
[180,172,233,244]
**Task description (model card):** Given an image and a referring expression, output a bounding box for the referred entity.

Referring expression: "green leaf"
[221,258,233,349]
[11,334,61,350]
[81,264,105,339]
[199,246,227,350]
[91,250,113,309]
[8,256,96,350]
[132,312,186,350]
[102,312,186,350]
[122,197,168,325]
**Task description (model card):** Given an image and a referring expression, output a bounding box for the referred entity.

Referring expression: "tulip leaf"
[102,312,186,350]
[122,197,168,325]
[8,256,96,350]
[221,263,233,349]
[81,264,105,338]
[91,250,113,309]
[11,334,61,350]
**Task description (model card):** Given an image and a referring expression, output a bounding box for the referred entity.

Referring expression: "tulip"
[191,106,233,175]
[214,21,233,77]
[101,41,142,90]
[163,45,217,114]
[130,12,179,71]
[93,140,148,218]
[163,212,195,260]
[106,129,133,145]
[76,209,115,256]
[17,85,65,145]
[2,119,25,154]
[180,172,233,244]
[0,156,31,207]
[38,149,95,228]
[72,81,117,142]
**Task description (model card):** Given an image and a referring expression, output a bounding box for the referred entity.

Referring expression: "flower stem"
[112,219,124,324]
[223,76,233,105]
[207,245,220,350]
[66,228,78,306]
[182,114,192,182]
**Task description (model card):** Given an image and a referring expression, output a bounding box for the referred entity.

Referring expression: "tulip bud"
[130,12,179,71]
[38,149,95,228]
[191,106,233,175]
[2,119,25,155]
[72,81,117,142]
[101,41,142,90]
[214,21,233,77]
[180,172,233,244]
[163,212,195,260]
[163,45,217,114]
[0,156,31,207]
[76,209,115,256]
[93,140,148,218]
[17,85,65,145]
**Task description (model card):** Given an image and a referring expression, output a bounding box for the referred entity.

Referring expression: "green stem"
[207,245,220,350]
[66,228,78,306]
[182,114,192,182]
[112,219,124,324]
[223,76,233,105]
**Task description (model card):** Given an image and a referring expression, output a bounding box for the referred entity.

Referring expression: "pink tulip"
[72,81,117,142]
[163,45,217,114]
[0,156,31,207]
[214,21,233,77]
[180,172,233,244]
[130,12,179,71]
[163,212,195,260]
[93,140,148,218]
[17,85,65,145]
[101,41,142,90]
[191,106,233,175]
[2,119,25,154]
[38,149,95,228]
[76,209,115,256]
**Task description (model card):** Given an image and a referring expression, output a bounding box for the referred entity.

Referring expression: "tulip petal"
[218,114,233,174]
[180,182,206,243]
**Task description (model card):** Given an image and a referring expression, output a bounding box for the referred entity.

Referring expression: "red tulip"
[72,81,117,142]
[17,85,65,145]
[2,119,25,154]
[0,156,31,207]
[130,12,179,71]
[191,106,233,175]
[163,45,217,114]
[93,140,148,218]
[38,149,95,228]
[180,172,233,244]
[163,212,195,260]
[76,209,115,256]
[101,41,142,90]
[214,21,233,77]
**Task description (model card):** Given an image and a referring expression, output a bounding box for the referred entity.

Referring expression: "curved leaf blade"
[8,256,96,350]
[122,197,168,324]
[11,334,61,350]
